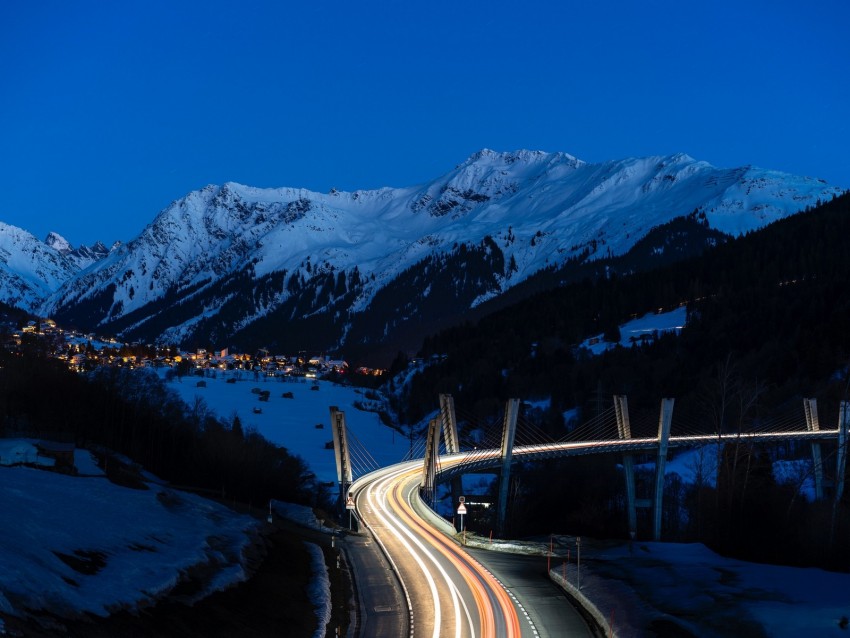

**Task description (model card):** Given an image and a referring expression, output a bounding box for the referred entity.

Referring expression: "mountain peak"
[463,148,583,169]
[45,232,72,255]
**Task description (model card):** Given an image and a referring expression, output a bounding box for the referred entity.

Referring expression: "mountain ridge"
[0,149,840,355]
[45,231,116,271]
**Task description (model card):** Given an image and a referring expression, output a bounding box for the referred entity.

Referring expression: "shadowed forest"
[396,193,850,569]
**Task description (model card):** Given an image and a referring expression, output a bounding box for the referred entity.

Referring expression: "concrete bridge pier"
[614,395,638,539]
[804,398,824,500]
[496,398,520,537]
[837,401,849,504]
[330,406,353,510]
[653,398,675,541]
[615,396,674,541]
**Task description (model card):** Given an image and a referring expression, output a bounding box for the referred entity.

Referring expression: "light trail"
[396,466,521,637]
[363,469,444,637]
[386,472,473,638]
[436,429,843,478]
[354,462,524,637]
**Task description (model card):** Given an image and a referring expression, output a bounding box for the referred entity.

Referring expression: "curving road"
[352,461,535,638]
[347,423,839,636]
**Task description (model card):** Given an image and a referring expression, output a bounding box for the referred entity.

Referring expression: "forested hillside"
[0,350,325,511]
[402,192,850,424]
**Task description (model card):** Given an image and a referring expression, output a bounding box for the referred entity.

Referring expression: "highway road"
[344,415,840,636]
[351,461,591,637]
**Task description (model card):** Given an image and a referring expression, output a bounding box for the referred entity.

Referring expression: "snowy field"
[580,306,687,355]
[0,440,258,623]
[162,371,407,484]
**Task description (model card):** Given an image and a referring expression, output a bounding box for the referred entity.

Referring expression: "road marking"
[368,471,444,638]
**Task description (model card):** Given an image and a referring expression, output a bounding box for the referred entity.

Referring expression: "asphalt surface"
[466,548,595,638]
[347,461,595,637]
[342,529,409,638]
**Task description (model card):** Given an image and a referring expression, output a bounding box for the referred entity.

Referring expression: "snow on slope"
[580,306,688,354]
[0,441,257,621]
[25,150,845,338]
[45,231,113,271]
[161,371,402,484]
[44,232,72,255]
[0,149,820,342]
[0,223,77,311]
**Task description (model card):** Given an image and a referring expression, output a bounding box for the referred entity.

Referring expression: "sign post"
[457,496,466,533]
[345,493,355,530]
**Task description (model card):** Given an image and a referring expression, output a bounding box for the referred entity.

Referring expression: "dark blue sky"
[2,1,848,246]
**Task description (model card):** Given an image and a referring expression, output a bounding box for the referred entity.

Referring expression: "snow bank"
[73,448,105,476]
[0,439,54,468]
[271,500,326,531]
[304,542,331,638]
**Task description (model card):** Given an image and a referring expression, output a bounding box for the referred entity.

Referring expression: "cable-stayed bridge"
[331,395,849,541]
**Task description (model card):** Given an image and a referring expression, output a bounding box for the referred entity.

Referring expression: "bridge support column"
[836,401,849,504]
[422,417,440,507]
[439,394,464,512]
[804,398,824,500]
[439,394,460,455]
[614,395,638,539]
[496,398,520,537]
[652,398,675,541]
[330,406,353,509]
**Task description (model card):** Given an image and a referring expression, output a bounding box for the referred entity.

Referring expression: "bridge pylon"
[439,394,460,455]
[439,394,464,515]
[330,406,353,509]
[804,398,824,500]
[496,398,520,537]
[422,417,440,505]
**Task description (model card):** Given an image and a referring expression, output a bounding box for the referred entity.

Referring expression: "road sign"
[346,495,355,510]
[457,503,467,515]
[458,496,465,504]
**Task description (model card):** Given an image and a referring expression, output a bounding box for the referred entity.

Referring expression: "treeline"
[0,351,327,510]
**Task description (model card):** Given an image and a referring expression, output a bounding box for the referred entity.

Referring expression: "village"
[9,317,386,380]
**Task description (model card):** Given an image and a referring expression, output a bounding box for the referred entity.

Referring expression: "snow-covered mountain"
[0,224,78,310]
[7,149,844,352]
[0,228,114,313]
[45,232,114,271]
